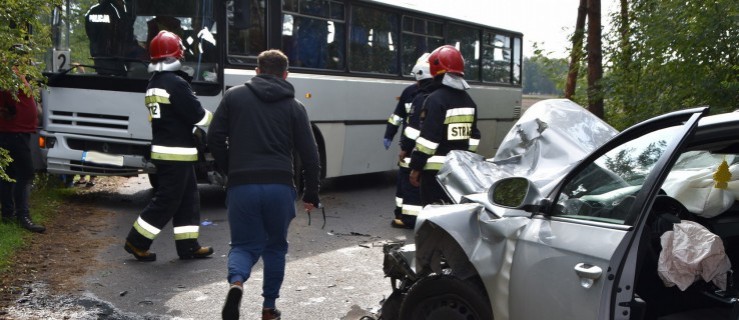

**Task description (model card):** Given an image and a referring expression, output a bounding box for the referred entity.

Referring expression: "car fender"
[415,204,529,320]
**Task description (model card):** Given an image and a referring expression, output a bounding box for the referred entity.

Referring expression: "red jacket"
[0,89,38,133]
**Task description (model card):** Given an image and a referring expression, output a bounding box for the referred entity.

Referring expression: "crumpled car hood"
[437,99,618,211]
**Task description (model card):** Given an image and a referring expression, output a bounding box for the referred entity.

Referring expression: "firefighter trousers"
[126,162,203,255]
[420,170,451,206]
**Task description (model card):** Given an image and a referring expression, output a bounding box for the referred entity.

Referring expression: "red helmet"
[149,31,184,61]
[428,45,465,76]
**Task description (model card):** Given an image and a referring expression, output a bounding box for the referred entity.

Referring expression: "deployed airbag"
[658,221,731,291]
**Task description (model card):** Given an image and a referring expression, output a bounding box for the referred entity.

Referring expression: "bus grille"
[67,138,149,157]
[50,111,129,130]
[513,106,522,119]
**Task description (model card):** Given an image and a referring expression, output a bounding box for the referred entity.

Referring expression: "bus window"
[448,23,480,81]
[513,37,522,85]
[282,0,345,70]
[401,16,443,77]
[84,0,138,76]
[349,5,398,74]
[227,0,266,64]
[482,32,512,84]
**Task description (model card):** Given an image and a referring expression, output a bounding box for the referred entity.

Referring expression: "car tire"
[378,290,403,320]
[399,274,492,320]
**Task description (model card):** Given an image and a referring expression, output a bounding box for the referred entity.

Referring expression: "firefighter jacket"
[399,79,438,169]
[409,85,480,171]
[384,84,419,140]
[145,70,212,163]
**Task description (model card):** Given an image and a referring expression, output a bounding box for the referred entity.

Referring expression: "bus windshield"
[48,0,218,83]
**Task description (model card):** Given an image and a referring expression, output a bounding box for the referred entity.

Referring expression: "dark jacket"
[207,74,320,204]
[400,79,438,153]
[384,84,419,140]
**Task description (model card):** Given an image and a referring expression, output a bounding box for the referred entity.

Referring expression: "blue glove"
[383,138,392,150]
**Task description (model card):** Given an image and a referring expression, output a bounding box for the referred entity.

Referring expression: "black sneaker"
[222,282,243,320]
[262,308,281,320]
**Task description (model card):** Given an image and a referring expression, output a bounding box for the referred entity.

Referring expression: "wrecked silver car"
[381,100,739,320]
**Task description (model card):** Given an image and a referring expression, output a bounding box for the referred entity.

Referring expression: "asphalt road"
[17,172,412,320]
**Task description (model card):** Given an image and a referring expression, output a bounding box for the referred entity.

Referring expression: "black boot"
[18,215,45,233]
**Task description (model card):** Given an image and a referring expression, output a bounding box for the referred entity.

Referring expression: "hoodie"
[207,74,320,204]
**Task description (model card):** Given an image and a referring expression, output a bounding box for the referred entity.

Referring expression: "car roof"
[688,111,739,153]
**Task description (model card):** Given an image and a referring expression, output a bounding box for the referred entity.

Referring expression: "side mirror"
[489,177,544,212]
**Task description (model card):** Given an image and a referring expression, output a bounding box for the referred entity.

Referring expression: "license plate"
[82,151,124,167]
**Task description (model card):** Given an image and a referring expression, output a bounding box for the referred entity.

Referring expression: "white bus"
[41,0,522,187]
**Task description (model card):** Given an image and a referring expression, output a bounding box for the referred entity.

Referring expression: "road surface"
[5,172,410,320]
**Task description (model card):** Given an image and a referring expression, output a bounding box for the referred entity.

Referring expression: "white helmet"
[411,53,432,81]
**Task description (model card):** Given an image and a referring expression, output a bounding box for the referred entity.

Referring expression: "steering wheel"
[647,195,693,236]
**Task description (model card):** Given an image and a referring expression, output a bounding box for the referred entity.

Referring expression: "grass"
[0,174,74,272]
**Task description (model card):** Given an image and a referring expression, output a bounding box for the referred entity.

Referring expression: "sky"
[380,0,619,58]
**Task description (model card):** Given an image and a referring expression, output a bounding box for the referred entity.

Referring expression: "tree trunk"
[619,0,631,67]
[587,0,604,119]
[565,0,588,99]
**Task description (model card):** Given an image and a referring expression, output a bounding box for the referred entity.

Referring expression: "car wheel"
[399,274,492,320]
[378,290,403,320]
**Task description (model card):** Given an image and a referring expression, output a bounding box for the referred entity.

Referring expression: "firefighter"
[383,75,419,227]
[123,30,214,262]
[409,45,480,205]
[391,53,437,229]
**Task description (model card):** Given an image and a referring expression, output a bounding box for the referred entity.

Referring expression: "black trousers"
[420,170,451,206]
[126,162,201,254]
[398,166,421,226]
[0,132,34,218]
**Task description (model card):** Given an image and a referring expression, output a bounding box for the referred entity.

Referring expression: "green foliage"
[603,0,739,130]
[0,0,62,97]
[527,44,590,106]
[0,148,13,182]
[523,56,560,95]
[0,173,60,272]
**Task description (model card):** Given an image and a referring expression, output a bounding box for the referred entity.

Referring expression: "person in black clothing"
[384,53,437,229]
[0,65,45,233]
[394,53,438,228]
[409,45,481,205]
[208,49,321,320]
[123,31,214,262]
[84,0,130,75]
[383,82,418,227]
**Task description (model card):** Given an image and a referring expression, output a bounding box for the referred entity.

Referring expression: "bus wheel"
[147,173,159,191]
[399,274,492,320]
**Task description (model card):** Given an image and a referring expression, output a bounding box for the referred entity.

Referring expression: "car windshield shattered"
[438,98,618,207]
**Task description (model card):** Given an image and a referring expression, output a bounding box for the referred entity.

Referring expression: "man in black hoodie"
[209,49,320,320]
